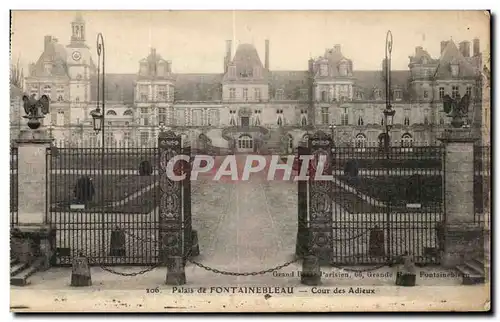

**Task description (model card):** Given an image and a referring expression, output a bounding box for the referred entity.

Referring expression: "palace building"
[11,13,485,153]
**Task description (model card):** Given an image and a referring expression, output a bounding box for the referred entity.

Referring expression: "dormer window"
[374,89,382,100]
[339,63,348,76]
[320,63,328,76]
[356,92,363,100]
[451,64,459,77]
[140,63,148,75]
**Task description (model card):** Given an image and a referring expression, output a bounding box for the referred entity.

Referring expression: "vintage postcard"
[9,10,490,312]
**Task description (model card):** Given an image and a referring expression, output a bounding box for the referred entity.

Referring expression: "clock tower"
[66,12,93,124]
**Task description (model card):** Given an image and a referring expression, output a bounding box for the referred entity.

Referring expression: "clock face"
[72,51,82,61]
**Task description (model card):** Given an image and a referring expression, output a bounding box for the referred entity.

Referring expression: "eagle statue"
[442,93,470,128]
[22,94,50,129]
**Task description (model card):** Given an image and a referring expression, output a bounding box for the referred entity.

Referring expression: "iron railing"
[48,146,160,266]
[328,146,444,265]
[474,145,491,228]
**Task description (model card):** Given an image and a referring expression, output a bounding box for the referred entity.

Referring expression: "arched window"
[301,114,307,126]
[358,116,364,126]
[355,133,367,151]
[123,109,133,116]
[277,115,283,126]
[106,110,117,116]
[404,116,410,126]
[401,133,414,151]
[321,91,328,102]
[238,134,253,150]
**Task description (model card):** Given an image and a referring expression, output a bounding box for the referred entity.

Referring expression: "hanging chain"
[187,257,299,276]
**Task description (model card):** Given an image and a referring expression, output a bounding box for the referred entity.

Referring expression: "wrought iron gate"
[300,131,444,265]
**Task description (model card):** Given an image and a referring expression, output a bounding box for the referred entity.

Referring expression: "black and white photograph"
[8,9,491,312]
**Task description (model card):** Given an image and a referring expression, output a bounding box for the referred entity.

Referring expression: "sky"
[10,10,490,74]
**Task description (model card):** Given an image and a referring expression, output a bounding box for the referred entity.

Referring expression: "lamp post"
[383,30,395,264]
[90,32,106,256]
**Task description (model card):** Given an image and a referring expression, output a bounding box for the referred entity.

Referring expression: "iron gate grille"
[474,145,491,228]
[308,142,444,265]
[48,147,160,266]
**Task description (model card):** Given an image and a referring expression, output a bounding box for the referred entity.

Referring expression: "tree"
[74,176,95,204]
[10,57,23,89]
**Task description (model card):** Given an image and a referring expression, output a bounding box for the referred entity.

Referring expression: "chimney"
[334,44,341,53]
[265,39,270,70]
[166,60,172,73]
[225,40,232,61]
[415,46,423,55]
[459,41,470,57]
[224,40,232,73]
[473,38,480,57]
[440,41,448,54]
[151,48,157,58]
[44,35,52,51]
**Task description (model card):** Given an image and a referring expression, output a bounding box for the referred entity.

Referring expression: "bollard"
[190,230,200,257]
[165,256,186,285]
[300,254,321,286]
[395,252,416,287]
[71,253,92,287]
[109,227,126,257]
[369,226,385,258]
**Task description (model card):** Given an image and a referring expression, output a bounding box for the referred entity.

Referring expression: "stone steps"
[10,257,45,286]
[455,257,486,285]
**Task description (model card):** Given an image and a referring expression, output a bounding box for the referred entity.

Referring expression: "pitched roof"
[269,70,309,100]
[174,73,222,101]
[90,74,136,104]
[434,40,478,79]
[31,37,69,78]
[352,70,410,100]
[223,43,269,83]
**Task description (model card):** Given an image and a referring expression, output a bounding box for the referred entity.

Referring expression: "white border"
[2,1,498,320]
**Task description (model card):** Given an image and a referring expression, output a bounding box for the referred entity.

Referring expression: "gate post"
[308,132,334,265]
[11,127,55,274]
[182,141,198,257]
[158,130,186,285]
[296,142,308,257]
[438,128,482,267]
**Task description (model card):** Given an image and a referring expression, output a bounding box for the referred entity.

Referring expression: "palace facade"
[11,13,485,153]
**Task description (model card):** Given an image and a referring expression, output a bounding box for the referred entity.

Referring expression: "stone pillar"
[438,128,483,267]
[11,128,54,269]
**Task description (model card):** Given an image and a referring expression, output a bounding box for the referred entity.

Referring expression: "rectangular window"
[254,88,261,101]
[341,108,349,125]
[56,85,64,102]
[157,85,167,101]
[56,111,64,126]
[452,86,459,99]
[139,85,148,101]
[439,87,445,100]
[175,109,185,126]
[192,109,202,126]
[207,109,219,126]
[140,132,149,147]
[300,89,308,101]
[43,85,52,100]
[466,86,472,98]
[423,90,429,98]
[394,90,402,100]
[229,88,236,100]
[158,107,167,124]
[321,107,329,125]
[242,88,248,101]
